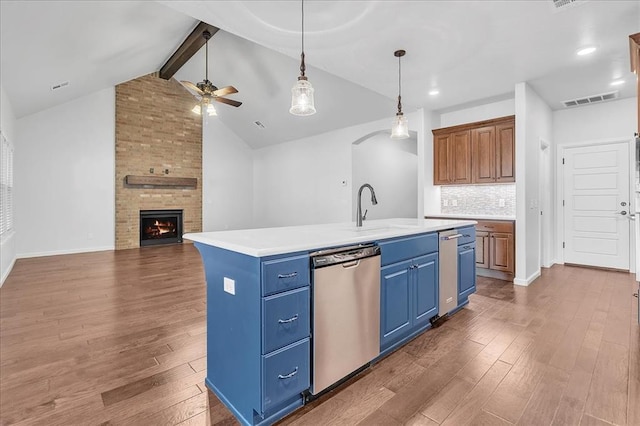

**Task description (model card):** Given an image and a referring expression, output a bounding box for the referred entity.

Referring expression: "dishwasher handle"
[440,233,463,241]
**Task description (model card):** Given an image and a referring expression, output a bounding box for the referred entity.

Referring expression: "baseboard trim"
[0,256,16,287]
[513,269,541,287]
[17,246,115,259]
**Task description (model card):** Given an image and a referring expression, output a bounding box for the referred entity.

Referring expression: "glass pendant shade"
[391,114,409,139]
[192,99,217,117]
[290,78,316,116]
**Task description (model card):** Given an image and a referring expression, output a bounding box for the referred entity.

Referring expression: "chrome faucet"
[356,183,378,227]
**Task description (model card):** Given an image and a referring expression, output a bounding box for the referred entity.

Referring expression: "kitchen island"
[184,218,476,426]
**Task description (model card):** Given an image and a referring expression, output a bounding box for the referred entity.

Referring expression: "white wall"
[253,111,423,228]
[202,116,254,231]
[352,133,418,221]
[1,84,17,285]
[553,97,636,270]
[553,97,635,145]
[439,98,515,128]
[15,88,115,257]
[514,83,553,286]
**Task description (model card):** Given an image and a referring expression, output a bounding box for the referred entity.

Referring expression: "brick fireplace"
[115,73,202,250]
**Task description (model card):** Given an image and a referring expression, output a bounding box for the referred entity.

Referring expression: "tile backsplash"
[440,184,515,216]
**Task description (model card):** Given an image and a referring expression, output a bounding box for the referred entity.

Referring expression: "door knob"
[621,201,627,206]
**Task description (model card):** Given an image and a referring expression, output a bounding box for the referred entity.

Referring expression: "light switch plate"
[223,277,235,295]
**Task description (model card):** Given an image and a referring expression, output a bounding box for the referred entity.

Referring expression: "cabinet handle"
[463,245,471,250]
[278,314,299,324]
[634,293,638,298]
[278,272,298,279]
[463,234,471,238]
[278,367,298,380]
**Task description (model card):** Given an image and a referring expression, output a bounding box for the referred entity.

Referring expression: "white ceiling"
[1,1,638,148]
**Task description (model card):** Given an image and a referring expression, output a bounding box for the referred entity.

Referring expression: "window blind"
[0,131,14,236]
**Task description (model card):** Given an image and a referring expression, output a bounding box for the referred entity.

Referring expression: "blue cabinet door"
[413,253,439,327]
[380,260,412,347]
[458,242,476,303]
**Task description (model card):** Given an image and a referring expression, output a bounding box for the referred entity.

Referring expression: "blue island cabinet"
[193,243,311,426]
[457,226,477,305]
[378,233,439,354]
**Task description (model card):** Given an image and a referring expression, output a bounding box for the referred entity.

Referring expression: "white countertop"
[425,213,516,221]
[183,218,477,257]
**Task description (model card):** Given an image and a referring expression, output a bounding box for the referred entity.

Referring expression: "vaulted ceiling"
[1,1,638,148]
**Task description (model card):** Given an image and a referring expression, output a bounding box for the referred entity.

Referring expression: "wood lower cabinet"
[475,231,490,268]
[434,115,515,185]
[475,220,515,280]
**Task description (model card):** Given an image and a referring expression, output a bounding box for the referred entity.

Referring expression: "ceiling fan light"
[191,104,202,115]
[290,78,316,116]
[205,103,217,116]
[391,114,409,139]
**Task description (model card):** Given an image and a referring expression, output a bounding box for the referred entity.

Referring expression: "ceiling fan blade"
[213,97,242,107]
[180,80,204,95]
[213,86,238,97]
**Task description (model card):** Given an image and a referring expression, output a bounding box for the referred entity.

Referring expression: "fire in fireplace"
[140,209,183,246]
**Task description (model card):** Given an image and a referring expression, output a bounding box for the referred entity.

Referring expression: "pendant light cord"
[300,0,306,78]
[397,54,402,115]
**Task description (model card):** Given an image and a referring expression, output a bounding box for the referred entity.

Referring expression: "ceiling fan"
[181,30,242,116]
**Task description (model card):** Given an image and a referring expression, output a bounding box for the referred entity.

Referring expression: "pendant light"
[391,49,409,139]
[290,0,316,116]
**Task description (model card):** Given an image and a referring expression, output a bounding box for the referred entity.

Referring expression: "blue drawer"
[457,226,476,246]
[379,233,438,266]
[262,255,310,296]
[261,338,310,413]
[262,287,310,354]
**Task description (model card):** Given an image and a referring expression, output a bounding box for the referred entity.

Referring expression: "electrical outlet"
[451,199,458,206]
[443,199,448,206]
[499,199,505,207]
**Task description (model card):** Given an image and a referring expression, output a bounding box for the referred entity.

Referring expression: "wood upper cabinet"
[471,126,496,183]
[433,116,515,185]
[433,130,471,185]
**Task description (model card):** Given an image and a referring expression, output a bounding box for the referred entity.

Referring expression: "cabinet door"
[490,232,514,273]
[458,243,476,302]
[471,126,496,183]
[380,260,412,347]
[495,122,515,182]
[413,253,438,328]
[475,231,489,269]
[433,133,452,185]
[451,130,471,184]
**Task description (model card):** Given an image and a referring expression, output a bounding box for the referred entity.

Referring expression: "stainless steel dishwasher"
[310,244,380,395]
[439,229,462,316]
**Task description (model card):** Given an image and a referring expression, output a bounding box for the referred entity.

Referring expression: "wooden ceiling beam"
[159,21,219,80]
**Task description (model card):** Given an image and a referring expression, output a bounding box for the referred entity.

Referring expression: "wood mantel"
[124,175,198,189]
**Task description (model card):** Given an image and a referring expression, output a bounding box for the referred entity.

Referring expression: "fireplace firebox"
[140,209,183,247]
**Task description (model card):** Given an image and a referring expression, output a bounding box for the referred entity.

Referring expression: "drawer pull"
[278,314,299,324]
[278,367,298,380]
[463,234,471,238]
[277,272,298,279]
[463,245,471,250]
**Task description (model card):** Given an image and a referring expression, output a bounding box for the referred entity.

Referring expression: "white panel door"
[563,143,630,269]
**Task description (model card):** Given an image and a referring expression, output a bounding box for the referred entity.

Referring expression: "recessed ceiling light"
[429,89,440,96]
[610,80,625,86]
[576,46,596,56]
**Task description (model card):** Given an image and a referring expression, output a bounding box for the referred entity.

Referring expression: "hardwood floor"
[1,244,638,425]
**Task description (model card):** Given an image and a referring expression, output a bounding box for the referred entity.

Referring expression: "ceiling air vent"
[551,0,586,12]
[50,81,70,91]
[562,91,618,108]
